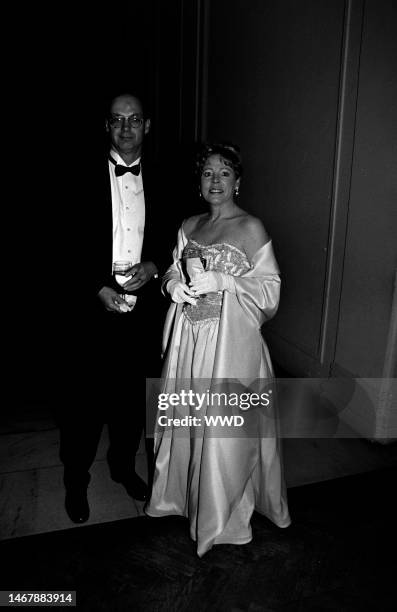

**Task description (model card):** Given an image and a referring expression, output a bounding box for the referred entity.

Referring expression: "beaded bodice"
[182,239,251,323]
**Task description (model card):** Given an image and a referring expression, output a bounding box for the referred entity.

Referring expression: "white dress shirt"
[109,151,145,308]
[109,151,145,265]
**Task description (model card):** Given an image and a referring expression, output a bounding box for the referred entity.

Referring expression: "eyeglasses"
[108,115,144,129]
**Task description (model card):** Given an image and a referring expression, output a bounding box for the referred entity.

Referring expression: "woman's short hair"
[196,142,243,179]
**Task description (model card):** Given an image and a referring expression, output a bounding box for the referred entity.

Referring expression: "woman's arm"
[162,222,197,305]
[162,225,186,290]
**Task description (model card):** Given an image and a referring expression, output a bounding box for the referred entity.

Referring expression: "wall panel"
[334,0,397,377]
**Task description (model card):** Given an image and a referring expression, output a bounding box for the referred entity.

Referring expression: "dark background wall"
[203,0,347,376]
[9,2,160,405]
[333,0,397,378]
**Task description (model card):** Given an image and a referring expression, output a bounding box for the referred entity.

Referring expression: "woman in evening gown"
[145,143,290,556]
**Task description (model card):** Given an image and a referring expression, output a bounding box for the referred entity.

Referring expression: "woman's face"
[200,154,240,205]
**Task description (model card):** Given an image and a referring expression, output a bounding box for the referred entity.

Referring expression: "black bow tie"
[109,154,141,177]
[115,163,140,177]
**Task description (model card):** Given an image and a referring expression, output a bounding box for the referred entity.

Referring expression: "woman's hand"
[166,279,197,305]
[190,271,235,295]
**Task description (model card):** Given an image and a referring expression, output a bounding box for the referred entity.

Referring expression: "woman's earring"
[234,186,239,197]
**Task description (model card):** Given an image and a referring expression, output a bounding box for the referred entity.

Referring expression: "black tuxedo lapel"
[140,161,156,264]
[90,157,114,296]
[141,159,179,276]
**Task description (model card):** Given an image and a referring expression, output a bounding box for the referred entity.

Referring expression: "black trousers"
[56,297,162,491]
[58,406,146,489]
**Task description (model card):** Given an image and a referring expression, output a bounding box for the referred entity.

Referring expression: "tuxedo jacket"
[23,144,188,399]
[21,138,181,400]
[50,151,179,387]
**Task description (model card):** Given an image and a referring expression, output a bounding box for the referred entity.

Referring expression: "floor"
[1,406,397,540]
[2,467,396,611]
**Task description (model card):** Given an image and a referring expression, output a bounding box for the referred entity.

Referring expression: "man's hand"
[122,261,158,292]
[98,286,131,313]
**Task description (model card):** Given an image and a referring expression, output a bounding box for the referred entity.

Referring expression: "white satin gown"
[145,229,291,556]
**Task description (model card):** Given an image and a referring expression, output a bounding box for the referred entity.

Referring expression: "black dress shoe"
[113,472,149,502]
[65,488,90,523]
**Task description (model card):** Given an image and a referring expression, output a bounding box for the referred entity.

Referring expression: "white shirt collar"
[109,150,141,168]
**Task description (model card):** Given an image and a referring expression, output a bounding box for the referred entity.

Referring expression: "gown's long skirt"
[146,313,291,556]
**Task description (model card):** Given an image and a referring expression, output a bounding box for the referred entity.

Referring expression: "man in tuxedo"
[58,92,165,523]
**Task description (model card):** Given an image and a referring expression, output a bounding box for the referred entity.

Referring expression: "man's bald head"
[110,93,144,116]
[106,93,150,164]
